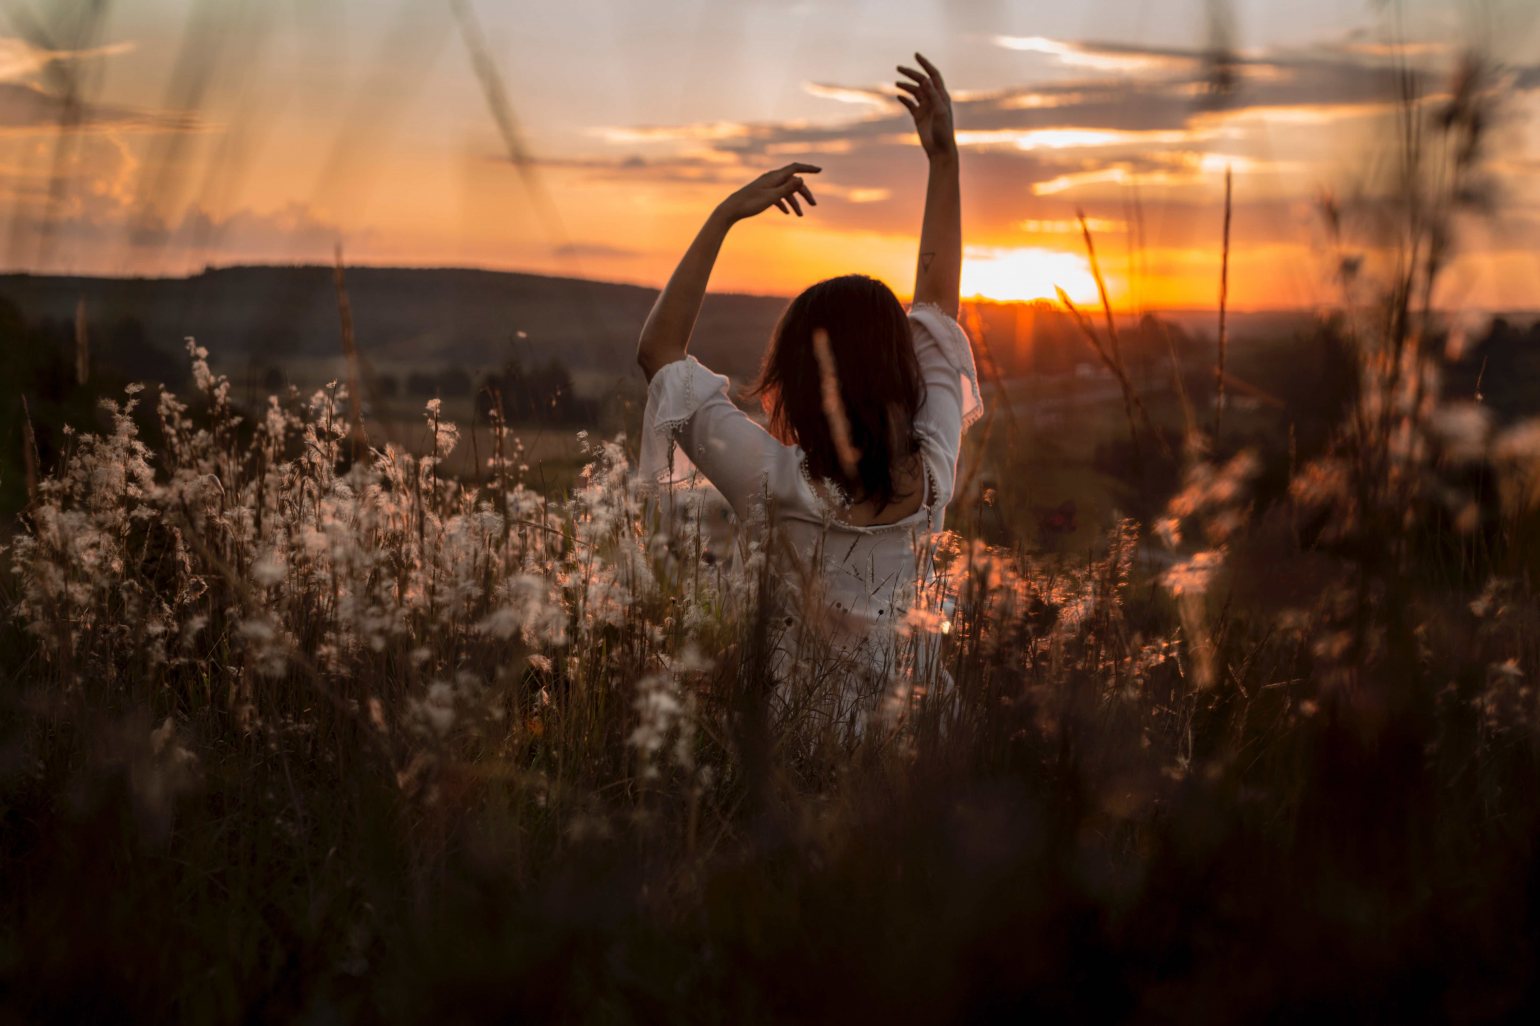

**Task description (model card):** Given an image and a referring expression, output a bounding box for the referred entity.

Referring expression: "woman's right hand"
[715,163,821,222]
[896,53,955,160]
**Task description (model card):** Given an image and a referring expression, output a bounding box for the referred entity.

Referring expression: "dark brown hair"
[748,275,925,513]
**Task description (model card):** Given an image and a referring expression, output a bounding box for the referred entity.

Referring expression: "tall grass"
[5,37,1540,1026]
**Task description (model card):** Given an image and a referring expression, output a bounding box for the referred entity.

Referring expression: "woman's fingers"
[896,80,923,99]
[761,163,819,184]
[895,93,919,115]
[745,165,819,217]
[914,52,945,90]
[774,162,822,182]
[777,175,814,213]
[897,65,935,95]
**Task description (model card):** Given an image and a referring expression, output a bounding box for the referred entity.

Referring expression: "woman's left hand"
[716,163,822,222]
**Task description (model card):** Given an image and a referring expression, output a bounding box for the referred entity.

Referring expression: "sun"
[960,246,1104,305]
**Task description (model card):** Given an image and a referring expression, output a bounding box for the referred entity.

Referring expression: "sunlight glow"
[989,35,1188,73]
[961,246,1103,305]
[955,127,1208,151]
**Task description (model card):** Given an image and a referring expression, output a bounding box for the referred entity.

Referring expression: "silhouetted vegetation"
[0,296,189,521]
[479,357,597,424]
[5,9,1540,1021]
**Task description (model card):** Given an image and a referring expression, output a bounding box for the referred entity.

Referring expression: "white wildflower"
[1494,418,1540,462]
[629,670,696,780]
[412,680,456,737]
[252,553,286,587]
[1428,402,1493,464]
[1489,659,1523,682]
[1161,549,1225,597]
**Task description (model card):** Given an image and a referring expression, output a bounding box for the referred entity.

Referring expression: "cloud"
[0,36,189,138]
[1325,37,1453,62]
[998,89,1097,111]
[598,41,1442,172]
[530,152,748,185]
[0,81,201,136]
[592,122,752,145]
[1029,151,1304,196]
[550,33,1538,272]
[5,193,358,271]
[131,203,354,256]
[794,181,892,205]
[1191,100,1406,128]
[955,127,1219,152]
[0,36,135,84]
[1017,217,1124,235]
[552,241,640,260]
[990,36,1202,74]
[802,82,895,109]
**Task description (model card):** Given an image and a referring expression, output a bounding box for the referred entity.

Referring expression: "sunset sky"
[4,0,1540,309]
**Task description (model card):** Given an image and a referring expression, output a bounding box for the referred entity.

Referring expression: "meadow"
[5,49,1540,1026]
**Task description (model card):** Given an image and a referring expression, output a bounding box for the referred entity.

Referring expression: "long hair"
[748,275,925,513]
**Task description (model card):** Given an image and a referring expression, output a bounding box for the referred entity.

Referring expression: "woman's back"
[809,452,926,527]
[638,302,983,663]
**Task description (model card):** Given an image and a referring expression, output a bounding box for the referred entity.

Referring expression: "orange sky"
[3,1,1540,311]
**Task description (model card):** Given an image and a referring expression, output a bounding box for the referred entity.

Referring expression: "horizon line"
[3,262,1537,319]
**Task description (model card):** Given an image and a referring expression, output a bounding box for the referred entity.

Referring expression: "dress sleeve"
[636,355,791,521]
[908,302,984,508]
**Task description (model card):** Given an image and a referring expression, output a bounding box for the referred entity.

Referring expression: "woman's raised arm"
[635,163,821,382]
[896,53,960,319]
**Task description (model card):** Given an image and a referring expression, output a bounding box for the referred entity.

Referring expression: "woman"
[635,54,981,709]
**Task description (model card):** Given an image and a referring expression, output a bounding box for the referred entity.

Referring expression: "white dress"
[637,302,983,691]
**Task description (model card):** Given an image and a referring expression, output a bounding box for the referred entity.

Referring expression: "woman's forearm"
[636,207,735,382]
[912,150,961,319]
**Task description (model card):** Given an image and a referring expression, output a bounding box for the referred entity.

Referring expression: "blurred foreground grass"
[2,298,1539,1021]
[6,37,1540,1025]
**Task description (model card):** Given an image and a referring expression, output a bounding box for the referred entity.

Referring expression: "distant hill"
[0,266,1327,395]
[0,266,792,389]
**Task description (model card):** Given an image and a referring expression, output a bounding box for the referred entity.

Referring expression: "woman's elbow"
[636,341,685,383]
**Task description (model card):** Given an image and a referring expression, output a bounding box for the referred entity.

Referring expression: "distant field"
[368,416,593,492]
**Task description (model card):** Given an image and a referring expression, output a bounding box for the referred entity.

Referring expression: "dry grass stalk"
[950,301,1019,516]
[811,328,861,480]
[1077,212,1174,460]
[73,297,89,385]
[1079,209,1125,370]
[5,21,1540,1020]
[1060,214,1175,463]
[962,300,1021,441]
[1055,289,1172,463]
[1214,166,1233,441]
[333,243,369,461]
[20,393,39,506]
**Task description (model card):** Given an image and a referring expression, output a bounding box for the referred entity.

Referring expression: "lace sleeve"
[907,303,985,510]
[909,302,983,434]
[637,356,733,488]
[636,355,795,521]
